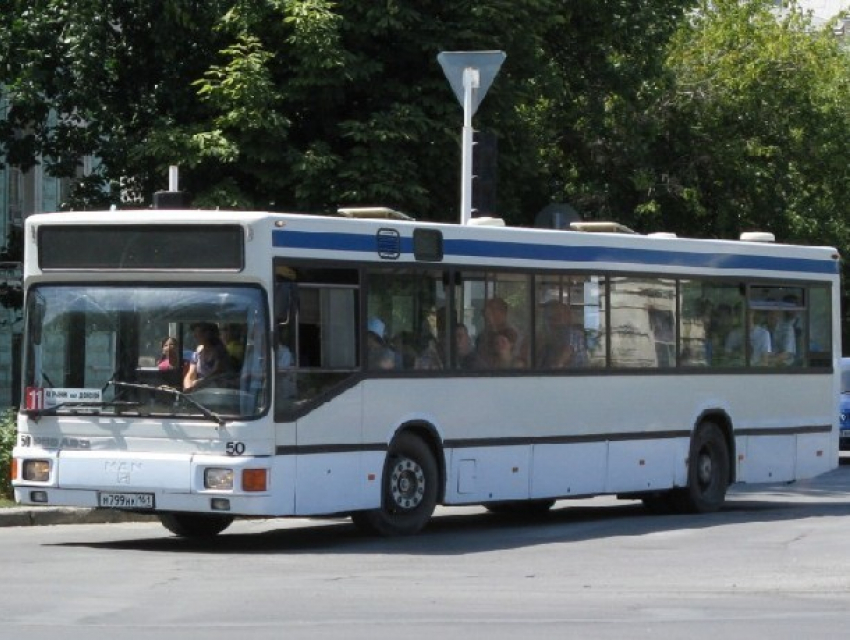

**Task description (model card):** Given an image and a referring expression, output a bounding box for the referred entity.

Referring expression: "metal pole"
[460,67,479,226]
[168,166,179,192]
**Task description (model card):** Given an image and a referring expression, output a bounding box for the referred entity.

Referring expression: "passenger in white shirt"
[725,312,772,366]
[768,308,797,366]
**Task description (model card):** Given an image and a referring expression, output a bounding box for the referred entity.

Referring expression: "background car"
[840,358,850,451]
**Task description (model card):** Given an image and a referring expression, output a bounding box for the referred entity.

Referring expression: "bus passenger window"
[609,277,675,368]
[459,271,530,371]
[536,289,587,369]
[807,286,831,367]
[273,263,359,417]
[365,268,448,372]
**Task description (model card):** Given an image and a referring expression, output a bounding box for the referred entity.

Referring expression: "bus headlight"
[204,468,234,490]
[22,459,50,482]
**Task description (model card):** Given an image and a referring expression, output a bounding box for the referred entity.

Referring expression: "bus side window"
[365,269,448,372]
[609,277,675,369]
[807,286,832,367]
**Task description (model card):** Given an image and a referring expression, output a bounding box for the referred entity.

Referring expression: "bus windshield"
[23,284,269,421]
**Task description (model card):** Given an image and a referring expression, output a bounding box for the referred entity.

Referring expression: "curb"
[0,507,158,527]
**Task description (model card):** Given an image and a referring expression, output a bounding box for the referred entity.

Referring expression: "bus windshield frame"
[22,283,270,421]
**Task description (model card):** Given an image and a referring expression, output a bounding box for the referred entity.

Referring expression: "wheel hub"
[697,451,713,487]
[390,457,426,510]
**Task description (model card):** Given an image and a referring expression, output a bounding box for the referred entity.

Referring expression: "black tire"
[159,512,234,538]
[351,432,439,536]
[485,499,556,515]
[671,422,730,514]
[641,492,677,515]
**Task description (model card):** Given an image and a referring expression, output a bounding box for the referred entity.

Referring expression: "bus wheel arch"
[351,424,443,536]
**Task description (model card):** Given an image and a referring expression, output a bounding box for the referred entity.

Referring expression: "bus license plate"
[98,492,155,509]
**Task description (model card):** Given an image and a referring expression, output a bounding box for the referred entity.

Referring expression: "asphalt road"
[4,459,850,640]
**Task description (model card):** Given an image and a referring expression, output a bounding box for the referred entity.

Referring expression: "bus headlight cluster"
[22,459,50,482]
[203,467,268,492]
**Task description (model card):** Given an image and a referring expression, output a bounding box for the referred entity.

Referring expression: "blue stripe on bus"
[272,230,838,275]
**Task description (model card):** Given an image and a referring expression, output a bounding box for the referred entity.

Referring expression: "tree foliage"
[0,408,15,499]
[0,0,847,247]
[650,0,850,247]
[0,0,563,219]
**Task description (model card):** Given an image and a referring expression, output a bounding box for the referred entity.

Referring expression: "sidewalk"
[0,506,157,527]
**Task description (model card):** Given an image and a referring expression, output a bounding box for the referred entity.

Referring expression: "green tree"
[0,1,566,220]
[532,0,695,224]
[0,408,15,500]
[0,0,231,207]
[649,0,850,245]
[2,0,846,247]
[182,0,568,220]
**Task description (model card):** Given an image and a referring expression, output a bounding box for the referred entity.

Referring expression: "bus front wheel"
[351,432,438,536]
[672,422,730,514]
[159,512,234,538]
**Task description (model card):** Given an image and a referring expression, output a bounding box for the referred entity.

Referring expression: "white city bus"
[12,207,841,537]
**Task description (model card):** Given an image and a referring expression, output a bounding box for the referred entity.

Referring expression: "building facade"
[0,93,94,408]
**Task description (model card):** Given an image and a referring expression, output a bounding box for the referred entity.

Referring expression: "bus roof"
[25,208,840,280]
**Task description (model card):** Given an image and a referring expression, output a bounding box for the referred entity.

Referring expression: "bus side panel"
[291,386,377,515]
[530,442,607,499]
[738,435,796,484]
[444,446,531,504]
[292,451,383,515]
[605,438,683,494]
[795,433,833,480]
[269,455,297,515]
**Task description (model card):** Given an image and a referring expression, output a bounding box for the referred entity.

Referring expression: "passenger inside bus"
[477,297,525,367]
[706,302,731,364]
[140,335,183,390]
[724,311,772,366]
[537,300,588,369]
[366,317,396,370]
[184,322,231,389]
[453,322,481,369]
[768,304,798,366]
[489,327,525,369]
[157,336,180,371]
[389,331,417,369]
[412,307,443,370]
[220,323,245,369]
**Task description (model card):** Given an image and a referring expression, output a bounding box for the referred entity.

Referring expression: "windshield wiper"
[106,380,227,427]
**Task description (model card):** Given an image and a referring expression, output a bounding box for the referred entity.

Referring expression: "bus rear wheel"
[672,421,730,514]
[640,493,677,514]
[159,512,234,538]
[351,432,438,537]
